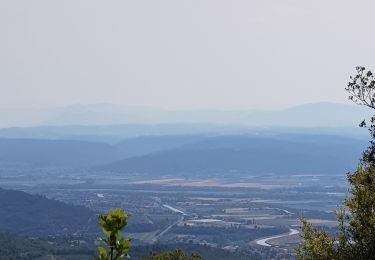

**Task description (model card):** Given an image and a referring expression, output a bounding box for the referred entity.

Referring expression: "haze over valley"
[2,0,375,259]
[0,107,369,258]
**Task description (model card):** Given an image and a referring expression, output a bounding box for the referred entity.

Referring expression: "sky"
[1,0,375,110]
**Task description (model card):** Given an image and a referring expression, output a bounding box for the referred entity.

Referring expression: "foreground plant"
[97,208,131,260]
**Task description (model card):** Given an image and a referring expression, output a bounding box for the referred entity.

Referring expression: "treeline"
[0,188,97,237]
[0,233,94,260]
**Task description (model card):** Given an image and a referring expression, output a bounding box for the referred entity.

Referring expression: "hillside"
[115,135,209,157]
[0,138,125,167]
[0,233,93,260]
[0,187,95,236]
[98,134,368,176]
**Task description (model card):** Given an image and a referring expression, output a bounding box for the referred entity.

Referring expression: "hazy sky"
[1,1,375,109]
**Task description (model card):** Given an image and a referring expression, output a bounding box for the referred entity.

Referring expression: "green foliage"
[97,208,131,260]
[143,249,202,260]
[296,67,375,260]
[295,219,338,260]
[130,243,256,260]
[95,209,203,260]
[344,165,375,258]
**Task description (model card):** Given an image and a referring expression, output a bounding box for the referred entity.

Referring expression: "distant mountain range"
[0,133,369,175]
[0,124,230,143]
[0,187,95,236]
[0,124,369,145]
[98,134,368,176]
[244,102,372,127]
[0,102,372,128]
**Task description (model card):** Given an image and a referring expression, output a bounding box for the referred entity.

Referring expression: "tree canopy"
[296,67,375,259]
[143,249,202,260]
[97,208,131,260]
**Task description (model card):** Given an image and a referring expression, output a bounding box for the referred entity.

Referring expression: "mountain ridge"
[0,102,371,128]
[97,134,368,176]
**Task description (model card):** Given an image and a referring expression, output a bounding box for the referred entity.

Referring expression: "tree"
[96,209,202,260]
[295,219,337,259]
[96,208,131,260]
[346,66,375,165]
[143,249,202,260]
[296,67,375,260]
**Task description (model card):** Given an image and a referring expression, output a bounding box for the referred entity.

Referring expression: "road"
[150,204,186,244]
[150,215,184,244]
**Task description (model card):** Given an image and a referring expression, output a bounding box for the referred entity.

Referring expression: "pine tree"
[96,208,131,260]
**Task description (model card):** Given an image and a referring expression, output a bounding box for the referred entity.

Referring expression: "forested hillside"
[99,134,367,176]
[0,188,95,236]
